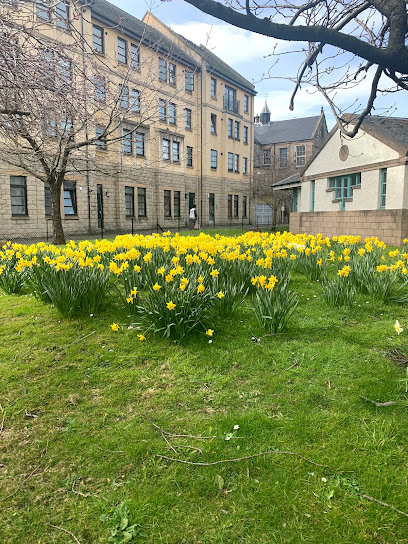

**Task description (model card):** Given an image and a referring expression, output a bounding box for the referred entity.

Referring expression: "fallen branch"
[1,463,49,501]
[362,494,408,518]
[0,403,5,437]
[156,450,329,468]
[49,524,81,544]
[144,416,216,440]
[66,331,96,349]
[96,445,124,454]
[360,396,397,407]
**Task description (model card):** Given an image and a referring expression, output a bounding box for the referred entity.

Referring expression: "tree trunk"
[49,178,66,245]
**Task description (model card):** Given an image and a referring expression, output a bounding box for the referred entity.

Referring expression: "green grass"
[1,273,408,543]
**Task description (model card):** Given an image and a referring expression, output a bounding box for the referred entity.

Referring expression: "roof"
[89,0,199,70]
[254,115,321,145]
[272,173,301,188]
[343,115,408,156]
[260,101,270,115]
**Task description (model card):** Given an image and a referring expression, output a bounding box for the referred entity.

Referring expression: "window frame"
[234,121,240,140]
[211,113,217,135]
[227,152,234,172]
[228,118,233,138]
[10,176,28,216]
[244,94,249,113]
[63,180,77,216]
[117,37,127,64]
[211,149,218,169]
[263,149,271,166]
[185,70,194,92]
[169,63,176,86]
[243,126,248,144]
[227,194,232,218]
[169,103,177,125]
[136,132,145,156]
[234,153,239,173]
[94,74,106,102]
[44,183,51,217]
[92,24,104,54]
[234,194,239,218]
[95,125,107,150]
[125,186,135,217]
[159,57,167,82]
[130,43,140,69]
[379,168,387,210]
[131,89,140,113]
[243,157,248,174]
[159,98,167,121]
[279,147,288,168]
[211,77,217,98]
[56,1,70,30]
[186,146,193,167]
[137,187,146,217]
[296,145,306,167]
[162,138,170,160]
[174,191,181,218]
[172,141,180,162]
[119,84,129,109]
[164,189,172,217]
[242,195,247,218]
[122,127,133,155]
[185,108,192,129]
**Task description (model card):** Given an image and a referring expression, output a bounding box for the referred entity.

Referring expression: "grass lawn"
[1,235,408,543]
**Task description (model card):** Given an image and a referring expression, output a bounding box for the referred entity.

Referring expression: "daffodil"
[137,334,146,342]
[166,301,176,310]
[217,291,225,299]
[153,283,161,291]
[197,284,205,293]
[394,320,403,335]
[206,329,214,337]
[111,323,119,331]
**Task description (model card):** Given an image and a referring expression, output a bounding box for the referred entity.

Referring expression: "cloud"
[170,21,287,66]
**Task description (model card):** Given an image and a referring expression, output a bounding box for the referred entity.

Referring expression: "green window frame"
[379,168,387,209]
[292,187,298,212]
[311,180,315,212]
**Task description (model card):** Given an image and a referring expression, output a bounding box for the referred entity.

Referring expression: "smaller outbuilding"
[288,116,408,245]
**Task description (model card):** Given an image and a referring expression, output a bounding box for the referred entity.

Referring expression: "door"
[189,192,196,210]
[97,184,104,228]
[209,193,215,224]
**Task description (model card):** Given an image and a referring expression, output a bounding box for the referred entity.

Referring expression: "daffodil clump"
[1,232,408,339]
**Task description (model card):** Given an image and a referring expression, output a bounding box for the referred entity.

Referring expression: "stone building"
[0,0,255,241]
[252,102,328,225]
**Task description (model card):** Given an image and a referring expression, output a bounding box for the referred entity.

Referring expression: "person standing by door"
[189,205,198,229]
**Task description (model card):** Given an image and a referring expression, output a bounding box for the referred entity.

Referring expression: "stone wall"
[290,209,408,245]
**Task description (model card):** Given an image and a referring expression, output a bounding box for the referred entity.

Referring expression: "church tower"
[260,99,271,125]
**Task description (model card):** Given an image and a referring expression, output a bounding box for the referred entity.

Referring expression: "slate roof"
[88,0,199,70]
[272,173,300,187]
[344,115,408,156]
[254,115,321,145]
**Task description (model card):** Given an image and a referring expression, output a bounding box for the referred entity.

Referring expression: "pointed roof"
[260,100,271,115]
[254,115,322,145]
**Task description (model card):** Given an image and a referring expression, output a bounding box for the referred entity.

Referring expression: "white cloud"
[170,22,286,65]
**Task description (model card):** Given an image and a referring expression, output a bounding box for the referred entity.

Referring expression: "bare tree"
[0,2,193,243]
[166,0,408,136]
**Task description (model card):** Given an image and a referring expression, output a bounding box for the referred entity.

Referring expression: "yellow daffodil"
[206,329,214,337]
[217,291,225,299]
[166,301,176,310]
[153,283,161,291]
[111,323,119,331]
[197,284,205,293]
[210,269,219,277]
[137,334,146,342]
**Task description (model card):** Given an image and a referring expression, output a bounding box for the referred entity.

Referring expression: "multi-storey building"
[0,0,256,241]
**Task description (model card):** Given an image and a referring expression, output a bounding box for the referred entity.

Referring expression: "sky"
[108,0,408,131]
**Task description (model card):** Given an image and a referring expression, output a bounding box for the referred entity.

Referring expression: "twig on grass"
[360,396,397,407]
[66,331,96,349]
[95,445,124,454]
[156,450,329,468]
[285,353,305,371]
[362,494,408,518]
[1,463,49,501]
[0,403,6,437]
[144,416,217,440]
[49,524,81,544]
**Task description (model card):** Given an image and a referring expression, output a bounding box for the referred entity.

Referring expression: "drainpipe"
[200,66,203,227]
[80,4,92,233]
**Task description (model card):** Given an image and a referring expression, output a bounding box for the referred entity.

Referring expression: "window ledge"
[63,216,79,220]
[12,215,29,219]
[185,127,192,131]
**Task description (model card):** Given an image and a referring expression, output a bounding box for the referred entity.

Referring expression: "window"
[211,113,216,134]
[164,190,171,217]
[117,37,127,64]
[169,103,176,125]
[44,183,51,216]
[119,84,129,109]
[293,187,298,212]
[185,71,194,92]
[159,58,167,81]
[243,157,248,174]
[224,85,237,113]
[234,195,239,217]
[263,149,271,166]
[93,25,104,53]
[172,141,180,162]
[162,138,170,160]
[137,187,146,217]
[185,108,192,129]
[311,180,315,212]
[125,186,134,216]
[279,148,288,168]
[63,181,77,216]
[228,153,233,172]
[10,176,27,216]
[123,128,133,154]
[56,1,69,29]
[211,149,217,169]
[228,118,233,138]
[227,194,232,218]
[174,191,181,217]
[244,94,249,113]
[169,63,176,85]
[159,99,166,121]
[96,125,107,150]
[242,196,247,218]
[243,126,248,144]
[187,146,193,167]
[234,154,239,173]
[136,132,144,156]
[296,145,306,167]
[36,0,51,21]
[130,43,140,69]
[131,89,140,113]
[94,75,106,102]
[211,77,216,98]
[380,169,387,209]
[234,121,240,140]
[57,58,71,84]
[328,174,359,211]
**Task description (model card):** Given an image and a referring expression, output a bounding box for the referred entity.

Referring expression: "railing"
[223,97,240,115]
